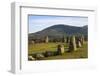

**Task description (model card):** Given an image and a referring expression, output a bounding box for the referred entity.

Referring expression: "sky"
[28,15,88,33]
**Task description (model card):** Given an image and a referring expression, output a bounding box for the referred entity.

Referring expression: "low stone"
[35,53,44,60]
[28,56,35,61]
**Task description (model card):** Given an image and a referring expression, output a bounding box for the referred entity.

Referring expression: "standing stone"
[45,36,49,43]
[57,44,65,55]
[68,36,77,51]
[77,40,82,48]
[76,37,82,48]
[81,35,84,45]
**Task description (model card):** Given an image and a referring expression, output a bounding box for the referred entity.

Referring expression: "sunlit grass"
[28,42,88,60]
[28,42,68,54]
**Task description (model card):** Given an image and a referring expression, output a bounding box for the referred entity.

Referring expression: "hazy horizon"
[28,15,88,33]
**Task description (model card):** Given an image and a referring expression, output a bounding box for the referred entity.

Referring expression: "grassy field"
[28,42,68,54]
[28,42,88,60]
[44,42,88,60]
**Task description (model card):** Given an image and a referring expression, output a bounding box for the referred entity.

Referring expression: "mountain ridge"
[29,24,88,40]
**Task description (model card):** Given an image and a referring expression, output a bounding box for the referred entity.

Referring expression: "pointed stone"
[68,35,77,51]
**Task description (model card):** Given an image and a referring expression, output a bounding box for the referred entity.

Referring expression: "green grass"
[28,42,88,60]
[28,42,68,54]
[44,42,88,60]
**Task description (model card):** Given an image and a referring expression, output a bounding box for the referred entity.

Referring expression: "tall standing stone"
[68,35,77,51]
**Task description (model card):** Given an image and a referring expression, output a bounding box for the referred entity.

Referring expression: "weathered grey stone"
[28,56,35,61]
[57,44,65,54]
[77,40,82,48]
[68,36,77,51]
[35,53,44,60]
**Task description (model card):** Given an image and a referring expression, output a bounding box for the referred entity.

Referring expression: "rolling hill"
[29,24,88,40]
